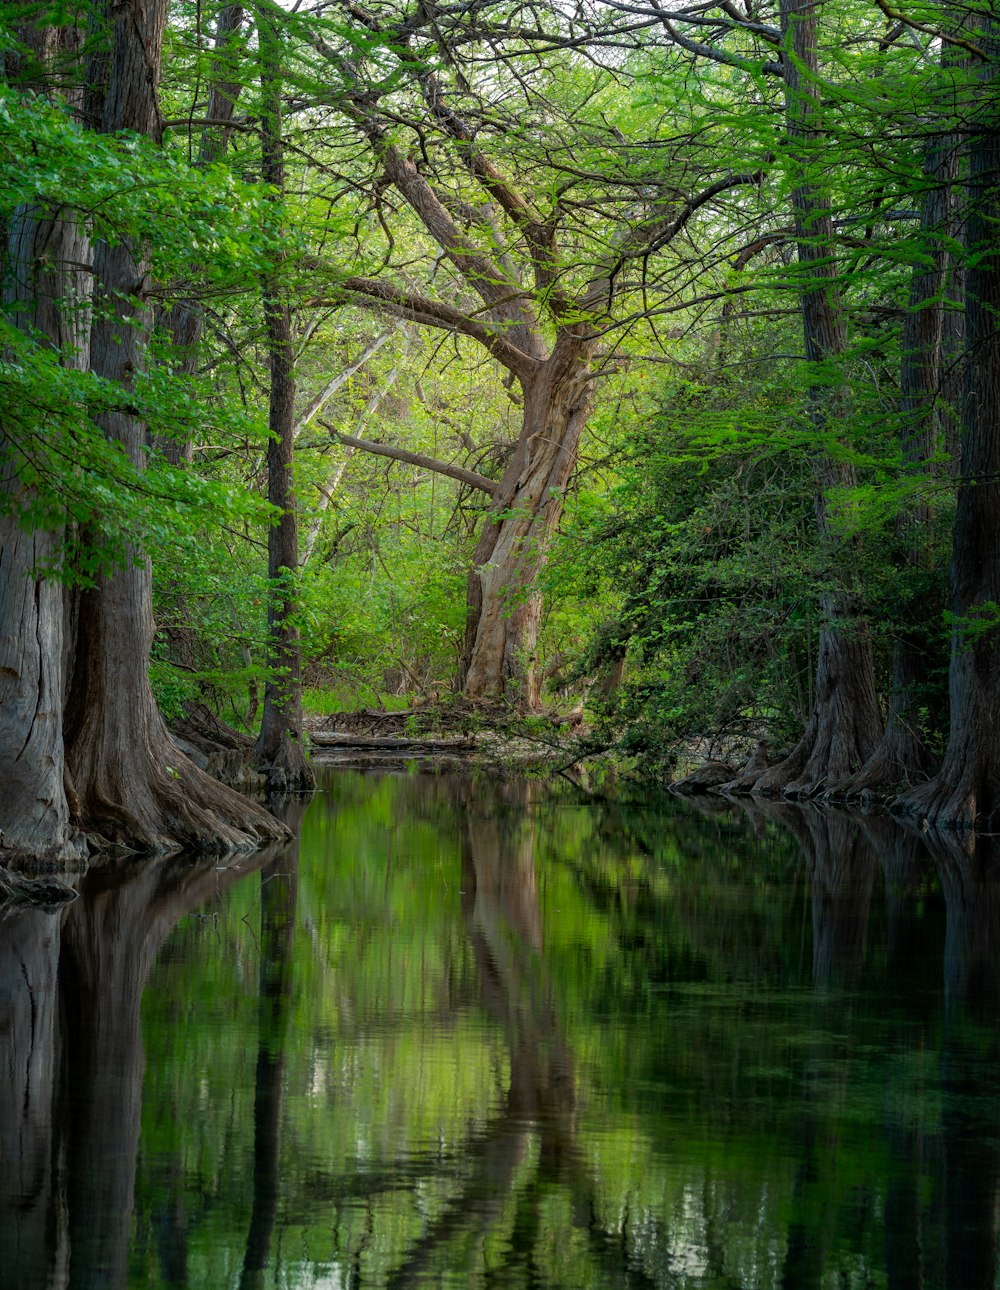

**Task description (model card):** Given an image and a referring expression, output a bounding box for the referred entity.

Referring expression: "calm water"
[3,769,1000,1289]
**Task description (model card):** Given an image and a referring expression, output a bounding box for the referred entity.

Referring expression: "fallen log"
[310,732,477,752]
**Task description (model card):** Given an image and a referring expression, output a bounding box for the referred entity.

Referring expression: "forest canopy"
[2,0,999,852]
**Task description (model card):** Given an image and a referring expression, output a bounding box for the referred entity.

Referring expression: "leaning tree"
[292,0,767,706]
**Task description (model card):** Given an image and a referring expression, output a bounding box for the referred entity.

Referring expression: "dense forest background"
[2,0,999,854]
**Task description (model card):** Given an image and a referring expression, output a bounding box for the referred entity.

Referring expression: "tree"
[301,2,763,705]
[896,8,1000,831]
[0,16,90,861]
[735,0,884,796]
[0,0,288,855]
[253,0,315,791]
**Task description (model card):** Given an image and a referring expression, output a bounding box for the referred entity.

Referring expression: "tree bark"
[0,25,90,861]
[894,16,1000,832]
[252,3,313,793]
[63,0,287,853]
[737,0,882,797]
[462,330,595,707]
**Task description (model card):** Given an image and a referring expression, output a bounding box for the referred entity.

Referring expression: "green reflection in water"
[5,770,1000,1288]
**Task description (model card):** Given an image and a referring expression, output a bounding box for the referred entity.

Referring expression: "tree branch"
[307,275,540,379]
[294,329,395,439]
[401,59,571,321]
[659,13,784,77]
[871,0,986,58]
[584,169,766,312]
[318,422,498,495]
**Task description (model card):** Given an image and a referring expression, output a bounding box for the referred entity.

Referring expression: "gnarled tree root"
[833,718,931,804]
[69,729,290,857]
[892,759,1000,833]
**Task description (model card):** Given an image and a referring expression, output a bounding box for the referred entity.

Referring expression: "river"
[2,767,999,1287]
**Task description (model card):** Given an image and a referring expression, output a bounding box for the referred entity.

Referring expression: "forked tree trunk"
[895,17,1000,832]
[463,331,595,707]
[63,0,286,853]
[737,0,882,797]
[253,5,313,792]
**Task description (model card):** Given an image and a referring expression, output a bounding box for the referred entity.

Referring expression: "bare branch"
[658,12,784,76]
[318,422,498,495]
[294,329,395,439]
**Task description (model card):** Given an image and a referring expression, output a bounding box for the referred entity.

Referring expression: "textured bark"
[0,506,74,859]
[739,0,882,797]
[252,9,313,793]
[463,331,596,707]
[894,19,1000,831]
[63,0,287,852]
[1,196,90,859]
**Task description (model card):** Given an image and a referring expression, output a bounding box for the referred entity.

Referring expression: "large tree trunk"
[842,72,959,798]
[0,23,90,861]
[462,331,595,707]
[253,5,314,792]
[739,0,882,797]
[63,0,286,853]
[894,17,1000,832]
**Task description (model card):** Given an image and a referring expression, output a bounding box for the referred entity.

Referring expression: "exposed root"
[70,727,290,857]
[834,721,930,803]
[671,760,737,795]
[254,733,316,794]
[892,759,1000,833]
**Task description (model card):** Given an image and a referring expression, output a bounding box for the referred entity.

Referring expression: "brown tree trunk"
[253,5,313,792]
[63,0,286,853]
[462,330,595,707]
[740,0,882,798]
[894,18,1000,832]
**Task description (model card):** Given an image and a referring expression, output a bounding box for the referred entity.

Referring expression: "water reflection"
[6,774,1000,1286]
[0,906,63,1288]
[0,848,276,1289]
[242,799,304,1289]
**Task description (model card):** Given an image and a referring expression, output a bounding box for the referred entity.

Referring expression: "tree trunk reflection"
[0,908,65,1290]
[240,798,304,1289]
[58,848,275,1289]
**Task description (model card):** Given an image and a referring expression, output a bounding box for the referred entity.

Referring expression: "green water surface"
[3,769,1000,1288]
